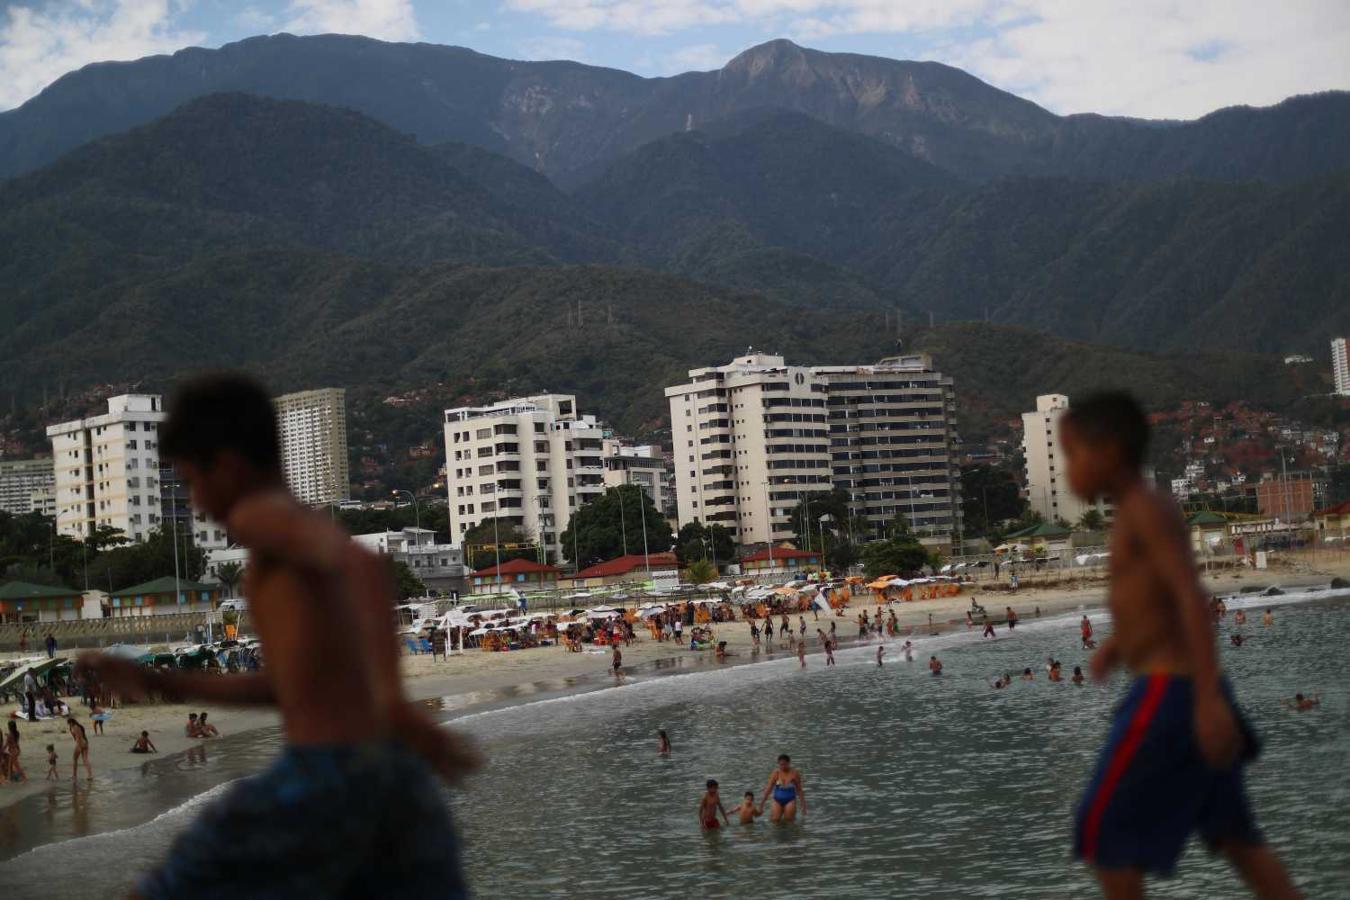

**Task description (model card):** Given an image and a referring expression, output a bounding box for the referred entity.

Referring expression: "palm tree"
[216,561,243,599]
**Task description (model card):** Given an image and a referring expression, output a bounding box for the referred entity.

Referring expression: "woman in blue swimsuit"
[761,754,806,824]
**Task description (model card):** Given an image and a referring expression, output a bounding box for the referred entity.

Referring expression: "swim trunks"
[1074,675,1262,876]
[137,741,466,899]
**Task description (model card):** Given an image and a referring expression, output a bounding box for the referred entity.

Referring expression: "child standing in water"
[733,792,762,824]
[699,780,730,830]
[45,744,58,780]
[1061,392,1297,899]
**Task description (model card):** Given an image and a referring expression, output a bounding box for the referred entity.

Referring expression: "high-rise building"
[666,352,963,550]
[1333,337,1349,397]
[274,388,350,507]
[1022,394,1111,526]
[602,439,675,520]
[0,457,55,515]
[443,395,605,561]
[46,395,166,541]
[815,355,963,547]
[159,465,230,553]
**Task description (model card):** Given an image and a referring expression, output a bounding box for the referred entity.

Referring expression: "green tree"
[215,561,244,598]
[684,558,717,584]
[1077,508,1106,531]
[93,527,207,592]
[392,561,425,600]
[560,485,673,566]
[960,464,1026,536]
[460,517,538,570]
[673,521,735,565]
[859,526,933,578]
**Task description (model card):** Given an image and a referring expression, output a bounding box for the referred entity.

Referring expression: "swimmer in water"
[1262,609,1274,627]
[658,730,671,754]
[1060,391,1296,899]
[1021,667,1035,681]
[797,640,806,669]
[1082,615,1095,649]
[902,641,915,662]
[1234,610,1247,626]
[1230,634,1244,647]
[983,617,996,639]
[761,754,805,824]
[1049,662,1064,682]
[733,791,762,824]
[876,646,885,667]
[1284,693,1319,712]
[825,639,836,667]
[699,779,730,831]
[929,655,943,676]
[1072,666,1085,685]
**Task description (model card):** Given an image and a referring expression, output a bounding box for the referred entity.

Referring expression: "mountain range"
[0,35,1346,442]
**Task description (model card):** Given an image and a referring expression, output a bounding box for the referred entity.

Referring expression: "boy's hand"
[1088,639,1118,681]
[1194,692,1241,768]
[75,653,152,699]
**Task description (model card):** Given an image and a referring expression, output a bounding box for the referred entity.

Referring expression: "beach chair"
[404,638,422,655]
[419,637,434,654]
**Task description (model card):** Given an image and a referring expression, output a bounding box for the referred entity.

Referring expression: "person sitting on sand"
[186,713,201,738]
[197,712,220,738]
[733,791,762,824]
[131,731,158,754]
[1071,666,1085,685]
[1284,693,1319,712]
[45,744,58,780]
[699,779,730,831]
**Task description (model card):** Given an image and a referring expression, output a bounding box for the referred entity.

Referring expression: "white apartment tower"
[1022,394,1111,526]
[0,458,55,515]
[274,388,350,507]
[666,354,833,547]
[815,355,963,547]
[443,395,605,561]
[602,439,675,519]
[47,395,166,542]
[1333,338,1350,397]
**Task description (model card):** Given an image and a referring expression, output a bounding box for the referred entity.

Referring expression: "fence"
[0,611,254,656]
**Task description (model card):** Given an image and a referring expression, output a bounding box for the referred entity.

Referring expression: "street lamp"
[390,489,422,534]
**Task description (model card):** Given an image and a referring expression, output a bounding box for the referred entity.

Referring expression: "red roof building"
[570,552,679,586]
[471,557,561,592]
[739,546,822,573]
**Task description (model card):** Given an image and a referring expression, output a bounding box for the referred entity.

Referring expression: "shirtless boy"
[76,375,476,898]
[699,779,731,830]
[928,655,943,676]
[733,791,762,824]
[761,754,805,824]
[1060,392,1297,899]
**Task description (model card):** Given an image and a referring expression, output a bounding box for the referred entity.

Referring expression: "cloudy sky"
[2,0,1348,116]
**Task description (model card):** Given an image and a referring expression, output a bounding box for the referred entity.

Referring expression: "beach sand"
[1,550,1344,809]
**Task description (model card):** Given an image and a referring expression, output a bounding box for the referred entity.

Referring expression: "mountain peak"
[723,39,809,76]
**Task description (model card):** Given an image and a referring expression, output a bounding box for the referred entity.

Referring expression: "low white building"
[352,527,466,595]
[1022,394,1112,525]
[602,439,675,518]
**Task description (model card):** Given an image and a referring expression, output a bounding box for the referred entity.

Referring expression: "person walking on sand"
[45,632,56,659]
[1059,392,1297,900]
[75,374,476,897]
[761,754,805,824]
[5,722,25,783]
[45,744,58,780]
[67,718,91,781]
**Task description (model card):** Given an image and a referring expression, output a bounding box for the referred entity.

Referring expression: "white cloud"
[283,0,419,41]
[503,0,1350,117]
[0,0,205,111]
[235,6,277,31]
[634,42,728,74]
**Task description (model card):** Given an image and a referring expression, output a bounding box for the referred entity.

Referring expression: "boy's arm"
[388,701,482,785]
[1134,496,1239,766]
[78,654,276,706]
[719,801,731,824]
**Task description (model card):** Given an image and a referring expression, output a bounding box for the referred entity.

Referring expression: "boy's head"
[744,791,754,801]
[45,744,53,752]
[160,374,283,521]
[141,730,149,737]
[1060,391,1149,499]
[1295,693,1304,701]
[706,779,719,792]
[189,713,198,720]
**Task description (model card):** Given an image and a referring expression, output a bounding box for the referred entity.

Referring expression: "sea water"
[1,588,1347,898]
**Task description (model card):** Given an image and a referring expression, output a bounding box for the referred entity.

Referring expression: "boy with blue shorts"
[1060,392,1298,899]
[79,375,480,898]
